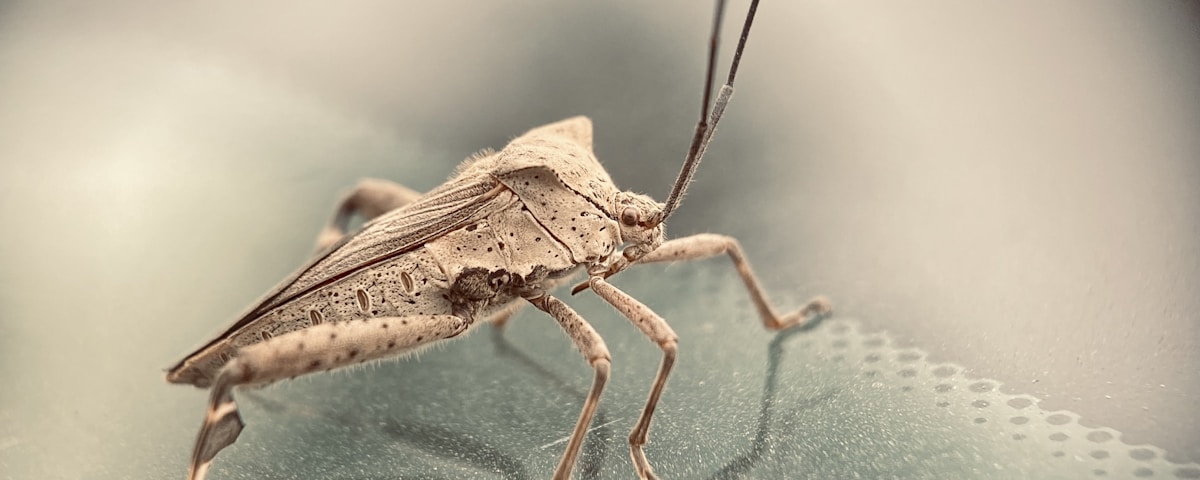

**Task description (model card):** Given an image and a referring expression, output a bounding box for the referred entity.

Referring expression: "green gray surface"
[2,1,1199,479]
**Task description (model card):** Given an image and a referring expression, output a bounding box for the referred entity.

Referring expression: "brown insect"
[166,1,830,478]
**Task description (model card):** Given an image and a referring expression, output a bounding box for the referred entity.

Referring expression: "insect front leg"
[185,314,468,480]
[587,275,678,480]
[526,294,612,480]
[633,233,832,330]
[316,178,424,250]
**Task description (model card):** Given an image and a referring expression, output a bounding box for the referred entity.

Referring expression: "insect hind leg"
[316,178,423,251]
[185,314,469,480]
[188,367,244,480]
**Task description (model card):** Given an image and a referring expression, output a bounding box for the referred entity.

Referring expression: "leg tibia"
[188,371,243,480]
[588,277,677,480]
[635,233,832,331]
[317,178,423,250]
[527,295,611,480]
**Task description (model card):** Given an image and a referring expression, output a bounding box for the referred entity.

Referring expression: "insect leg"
[526,294,611,480]
[587,276,678,480]
[633,233,832,330]
[484,301,525,331]
[316,178,424,250]
[185,314,468,480]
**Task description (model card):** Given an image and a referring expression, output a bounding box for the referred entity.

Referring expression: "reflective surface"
[1,1,1198,479]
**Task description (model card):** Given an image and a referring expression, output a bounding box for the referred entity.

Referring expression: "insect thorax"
[171,116,635,387]
[176,187,621,385]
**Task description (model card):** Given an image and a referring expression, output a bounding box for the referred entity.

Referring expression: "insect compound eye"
[620,207,640,227]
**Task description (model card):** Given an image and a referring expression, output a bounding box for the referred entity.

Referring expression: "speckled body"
[168,117,633,388]
[169,8,822,479]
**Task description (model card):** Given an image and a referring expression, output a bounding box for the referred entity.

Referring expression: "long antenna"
[571,0,761,296]
[656,0,761,223]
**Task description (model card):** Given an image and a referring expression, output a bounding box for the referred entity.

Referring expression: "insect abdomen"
[169,248,452,386]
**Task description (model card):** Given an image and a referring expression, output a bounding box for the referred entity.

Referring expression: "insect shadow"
[487,325,615,480]
[708,317,836,480]
[241,313,825,480]
[365,326,614,480]
[372,328,619,480]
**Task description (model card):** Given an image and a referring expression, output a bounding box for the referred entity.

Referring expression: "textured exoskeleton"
[168,118,626,389]
[168,1,833,478]
[167,117,831,480]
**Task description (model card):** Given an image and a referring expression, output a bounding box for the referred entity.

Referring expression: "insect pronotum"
[166,1,832,478]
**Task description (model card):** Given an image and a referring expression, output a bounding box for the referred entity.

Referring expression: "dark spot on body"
[387,340,396,349]
[417,336,423,342]
[308,360,321,371]
[449,267,504,304]
[349,349,359,358]
[330,333,337,340]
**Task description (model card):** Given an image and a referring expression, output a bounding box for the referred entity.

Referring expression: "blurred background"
[1,1,1197,478]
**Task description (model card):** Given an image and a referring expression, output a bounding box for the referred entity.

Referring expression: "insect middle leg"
[316,178,424,250]
[186,314,468,480]
[633,233,832,330]
[526,294,611,480]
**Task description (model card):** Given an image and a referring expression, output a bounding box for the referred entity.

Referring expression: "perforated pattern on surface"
[816,318,1200,479]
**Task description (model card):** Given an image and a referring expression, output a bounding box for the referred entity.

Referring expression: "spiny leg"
[485,301,526,331]
[588,276,678,480]
[188,370,243,480]
[635,233,831,330]
[527,294,612,480]
[185,314,468,480]
[316,178,423,250]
